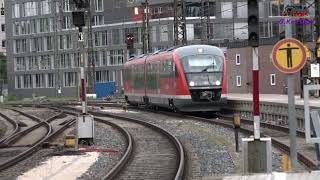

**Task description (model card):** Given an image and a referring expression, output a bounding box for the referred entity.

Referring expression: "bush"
[7,94,18,101]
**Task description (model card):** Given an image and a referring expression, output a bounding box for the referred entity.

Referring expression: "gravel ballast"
[97,107,291,178]
[77,122,126,180]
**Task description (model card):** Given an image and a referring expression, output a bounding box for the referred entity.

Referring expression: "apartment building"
[5,0,316,98]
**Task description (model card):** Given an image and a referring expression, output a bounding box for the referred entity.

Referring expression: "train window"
[182,55,223,73]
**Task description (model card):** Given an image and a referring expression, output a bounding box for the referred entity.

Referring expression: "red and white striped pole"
[252,47,260,139]
[80,67,86,114]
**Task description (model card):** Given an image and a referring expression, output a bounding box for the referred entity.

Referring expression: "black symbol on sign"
[279,43,299,68]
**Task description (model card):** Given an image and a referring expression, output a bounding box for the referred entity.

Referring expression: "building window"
[154,7,162,15]
[23,75,33,88]
[22,2,38,17]
[151,26,157,42]
[15,57,26,71]
[45,36,53,51]
[73,53,80,68]
[95,0,103,12]
[58,54,71,69]
[270,74,276,86]
[48,73,55,88]
[2,40,5,48]
[40,0,51,15]
[259,22,269,38]
[15,76,22,89]
[237,2,247,18]
[35,74,45,88]
[234,23,248,40]
[12,3,20,18]
[95,71,108,83]
[236,76,242,87]
[108,50,124,66]
[62,16,71,29]
[236,54,240,65]
[27,56,39,70]
[215,23,233,39]
[193,23,202,39]
[1,24,4,32]
[259,1,265,18]
[64,72,77,87]
[160,25,168,42]
[221,2,233,18]
[63,0,70,12]
[112,29,121,45]
[40,55,51,70]
[93,15,104,26]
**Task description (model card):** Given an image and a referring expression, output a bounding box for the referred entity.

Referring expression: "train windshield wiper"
[201,63,214,72]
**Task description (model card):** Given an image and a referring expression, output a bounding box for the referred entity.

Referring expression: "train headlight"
[215,80,221,86]
[189,81,195,86]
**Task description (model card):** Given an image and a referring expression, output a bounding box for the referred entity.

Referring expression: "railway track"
[0,107,76,172]
[86,103,318,171]
[0,112,20,145]
[54,106,185,180]
[209,113,318,170]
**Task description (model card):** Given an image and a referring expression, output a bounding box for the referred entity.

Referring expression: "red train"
[123,45,227,112]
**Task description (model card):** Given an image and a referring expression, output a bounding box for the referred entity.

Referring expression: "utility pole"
[316,0,320,63]
[86,0,95,94]
[297,0,306,98]
[142,0,151,54]
[174,0,187,46]
[285,0,298,171]
[200,0,211,44]
[54,0,62,97]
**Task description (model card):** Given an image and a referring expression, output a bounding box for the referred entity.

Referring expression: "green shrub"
[7,94,18,101]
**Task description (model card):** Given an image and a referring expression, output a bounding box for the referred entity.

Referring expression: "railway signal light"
[72,11,85,27]
[247,0,259,47]
[126,33,134,49]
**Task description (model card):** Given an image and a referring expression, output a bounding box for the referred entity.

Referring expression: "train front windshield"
[182,55,224,87]
[182,55,223,73]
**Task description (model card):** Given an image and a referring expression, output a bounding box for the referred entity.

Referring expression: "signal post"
[242,0,272,173]
[72,1,94,147]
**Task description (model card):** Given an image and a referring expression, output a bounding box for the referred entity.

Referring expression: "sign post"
[272,38,307,171]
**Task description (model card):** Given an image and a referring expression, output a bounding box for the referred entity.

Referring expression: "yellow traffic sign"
[272,38,307,74]
[317,48,320,58]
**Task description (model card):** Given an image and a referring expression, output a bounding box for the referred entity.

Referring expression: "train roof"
[126,45,224,65]
[175,45,224,58]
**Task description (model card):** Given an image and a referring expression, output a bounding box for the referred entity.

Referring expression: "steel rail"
[60,106,185,180]
[94,104,318,171]
[51,107,134,180]
[1,110,63,146]
[0,108,73,172]
[0,112,20,144]
[184,115,318,170]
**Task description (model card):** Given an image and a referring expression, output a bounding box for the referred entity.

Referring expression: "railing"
[224,100,306,130]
